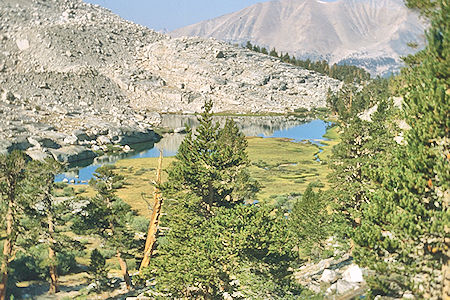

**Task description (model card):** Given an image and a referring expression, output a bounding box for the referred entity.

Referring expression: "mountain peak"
[171,0,427,76]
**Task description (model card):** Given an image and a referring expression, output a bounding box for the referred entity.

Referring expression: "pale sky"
[84,0,335,32]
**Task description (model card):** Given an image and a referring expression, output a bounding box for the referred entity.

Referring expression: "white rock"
[97,135,111,145]
[326,283,337,295]
[308,282,321,293]
[320,269,338,283]
[16,39,30,51]
[342,264,364,283]
[123,145,131,152]
[403,292,415,299]
[63,135,78,145]
[26,149,49,161]
[336,279,358,294]
[62,178,69,183]
[174,127,186,134]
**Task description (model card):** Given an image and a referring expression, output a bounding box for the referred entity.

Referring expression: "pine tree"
[142,102,300,298]
[22,159,82,294]
[72,165,140,290]
[289,185,329,259]
[353,2,449,297]
[0,151,27,300]
[166,100,259,212]
[89,249,108,291]
[144,200,297,299]
[269,48,278,57]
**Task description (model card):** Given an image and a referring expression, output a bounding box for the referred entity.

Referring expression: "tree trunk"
[0,203,13,300]
[442,191,449,300]
[117,251,132,290]
[47,214,59,294]
[139,152,163,271]
[207,182,214,213]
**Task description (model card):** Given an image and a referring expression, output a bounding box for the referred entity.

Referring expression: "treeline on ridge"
[243,41,371,84]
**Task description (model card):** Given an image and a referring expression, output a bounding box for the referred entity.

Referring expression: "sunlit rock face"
[172,0,428,77]
[0,0,339,161]
[0,0,340,161]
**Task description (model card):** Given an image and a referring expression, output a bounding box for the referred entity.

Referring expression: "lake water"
[55,116,331,184]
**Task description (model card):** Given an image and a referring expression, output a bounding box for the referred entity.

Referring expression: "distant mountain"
[172,0,428,76]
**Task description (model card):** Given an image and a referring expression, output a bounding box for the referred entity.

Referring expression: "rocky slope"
[172,0,428,76]
[0,0,340,161]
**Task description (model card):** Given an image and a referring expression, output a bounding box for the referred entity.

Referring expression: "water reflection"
[55,115,330,184]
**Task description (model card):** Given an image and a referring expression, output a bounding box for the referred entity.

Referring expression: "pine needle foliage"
[166,100,259,211]
[352,2,449,297]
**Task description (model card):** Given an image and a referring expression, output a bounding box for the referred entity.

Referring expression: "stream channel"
[55,115,332,184]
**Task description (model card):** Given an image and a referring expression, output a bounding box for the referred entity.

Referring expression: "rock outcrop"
[0,0,340,162]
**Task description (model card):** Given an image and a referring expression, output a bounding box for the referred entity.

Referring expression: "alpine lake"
[57,114,340,216]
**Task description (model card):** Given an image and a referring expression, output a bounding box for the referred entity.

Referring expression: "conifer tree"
[269,48,278,57]
[0,151,27,300]
[72,165,140,290]
[353,2,449,297]
[142,102,301,298]
[166,100,259,212]
[289,185,329,259]
[22,159,82,294]
[89,249,108,291]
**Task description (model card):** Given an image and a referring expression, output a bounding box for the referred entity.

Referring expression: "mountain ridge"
[171,0,428,76]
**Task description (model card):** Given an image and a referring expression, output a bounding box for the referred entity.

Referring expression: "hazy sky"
[84,0,335,32]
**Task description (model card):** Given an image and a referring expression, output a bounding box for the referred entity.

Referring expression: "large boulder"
[116,128,160,145]
[320,269,338,283]
[26,148,51,161]
[72,129,91,142]
[0,139,12,155]
[28,137,61,149]
[50,146,97,163]
[342,264,364,283]
[336,279,359,294]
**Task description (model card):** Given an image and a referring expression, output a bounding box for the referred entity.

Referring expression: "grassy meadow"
[73,124,340,215]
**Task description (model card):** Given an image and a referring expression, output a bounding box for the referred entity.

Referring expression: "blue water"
[259,119,331,146]
[54,146,178,184]
[56,118,332,184]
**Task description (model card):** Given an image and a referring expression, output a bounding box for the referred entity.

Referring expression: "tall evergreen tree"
[289,185,330,259]
[0,151,27,300]
[142,102,302,298]
[72,165,141,290]
[22,159,82,294]
[166,100,259,212]
[353,2,449,298]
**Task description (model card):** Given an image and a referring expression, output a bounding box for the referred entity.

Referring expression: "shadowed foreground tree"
[0,151,27,300]
[22,159,82,294]
[352,1,449,298]
[72,165,141,290]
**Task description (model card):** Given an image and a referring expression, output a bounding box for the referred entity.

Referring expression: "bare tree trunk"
[140,152,163,271]
[0,203,13,300]
[117,251,132,290]
[442,192,449,300]
[47,214,59,294]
